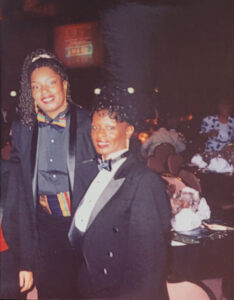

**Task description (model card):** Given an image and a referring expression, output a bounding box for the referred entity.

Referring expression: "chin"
[98,151,110,159]
[99,151,108,157]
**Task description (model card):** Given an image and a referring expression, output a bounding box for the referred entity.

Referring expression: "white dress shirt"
[74,149,128,232]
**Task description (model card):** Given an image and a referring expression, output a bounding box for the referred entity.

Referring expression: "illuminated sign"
[54,22,103,68]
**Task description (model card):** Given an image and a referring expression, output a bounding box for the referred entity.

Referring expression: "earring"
[63,81,68,107]
[126,139,130,149]
[34,102,38,114]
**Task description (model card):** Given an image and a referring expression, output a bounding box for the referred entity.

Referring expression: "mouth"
[96,141,110,149]
[41,96,55,104]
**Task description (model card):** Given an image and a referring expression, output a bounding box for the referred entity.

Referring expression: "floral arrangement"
[167,186,211,231]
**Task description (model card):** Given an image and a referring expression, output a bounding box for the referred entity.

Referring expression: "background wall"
[1,0,234,124]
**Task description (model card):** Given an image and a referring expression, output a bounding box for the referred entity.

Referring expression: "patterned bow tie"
[37,111,66,128]
[97,158,112,171]
[96,151,130,172]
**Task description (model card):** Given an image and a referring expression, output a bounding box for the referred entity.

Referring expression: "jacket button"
[113,227,119,233]
[103,268,108,275]
[108,251,113,258]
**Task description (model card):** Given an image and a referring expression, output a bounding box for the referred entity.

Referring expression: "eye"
[106,126,115,130]
[91,125,98,130]
[31,84,40,91]
[48,79,57,86]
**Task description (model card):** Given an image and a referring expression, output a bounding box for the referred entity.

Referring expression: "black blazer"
[69,153,171,300]
[10,104,97,269]
[1,160,34,270]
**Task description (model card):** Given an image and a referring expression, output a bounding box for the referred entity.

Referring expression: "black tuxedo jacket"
[1,160,34,271]
[10,104,96,270]
[69,153,171,300]
[1,160,32,298]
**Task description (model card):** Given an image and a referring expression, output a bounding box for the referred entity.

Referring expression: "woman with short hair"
[69,87,171,299]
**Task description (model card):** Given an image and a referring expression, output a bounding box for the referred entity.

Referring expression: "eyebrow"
[31,76,58,82]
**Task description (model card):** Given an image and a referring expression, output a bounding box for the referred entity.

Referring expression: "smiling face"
[31,66,68,119]
[91,110,134,160]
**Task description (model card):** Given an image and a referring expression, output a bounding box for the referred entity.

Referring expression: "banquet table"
[168,230,234,299]
[182,162,234,211]
[196,171,234,210]
[168,231,234,281]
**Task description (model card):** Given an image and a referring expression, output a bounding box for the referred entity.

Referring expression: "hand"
[19,270,33,293]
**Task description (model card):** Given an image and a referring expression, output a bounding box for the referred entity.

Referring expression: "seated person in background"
[200,98,234,152]
[69,87,170,300]
[141,113,186,157]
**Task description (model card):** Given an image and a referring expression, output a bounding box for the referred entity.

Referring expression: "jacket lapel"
[69,176,126,244]
[31,121,38,206]
[71,159,99,212]
[85,154,137,231]
[67,107,77,194]
[86,177,126,230]
[31,120,38,175]
[69,154,137,238]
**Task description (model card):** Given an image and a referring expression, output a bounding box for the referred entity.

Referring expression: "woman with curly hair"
[11,48,96,299]
[69,87,171,299]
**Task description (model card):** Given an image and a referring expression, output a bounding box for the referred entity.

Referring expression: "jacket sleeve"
[122,172,171,300]
[18,163,36,271]
[2,161,36,271]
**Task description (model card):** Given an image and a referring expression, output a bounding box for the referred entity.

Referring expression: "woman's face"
[218,103,232,118]
[91,110,134,160]
[31,66,67,119]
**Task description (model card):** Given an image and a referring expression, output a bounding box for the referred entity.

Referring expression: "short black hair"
[92,85,139,128]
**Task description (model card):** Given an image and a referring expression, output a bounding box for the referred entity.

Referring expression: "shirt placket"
[49,129,57,182]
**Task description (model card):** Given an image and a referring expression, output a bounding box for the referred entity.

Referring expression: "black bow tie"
[96,151,130,172]
[97,158,112,171]
[38,121,65,131]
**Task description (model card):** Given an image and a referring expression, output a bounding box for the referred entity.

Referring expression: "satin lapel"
[86,177,126,231]
[31,121,38,175]
[71,159,98,212]
[68,217,84,248]
[31,122,38,206]
[67,108,77,194]
[114,153,136,179]
[79,159,99,190]
[86,154,137,229]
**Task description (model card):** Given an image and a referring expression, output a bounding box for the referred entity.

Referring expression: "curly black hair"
[19,48,72,128]
[92,85,139,128]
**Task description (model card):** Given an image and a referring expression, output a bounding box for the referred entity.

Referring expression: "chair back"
[167,281,211,300]
[178,169,202,193]
[27,286,38,299]
[154,143,175,170]
[147,156,166,174]
[167,153,185,176]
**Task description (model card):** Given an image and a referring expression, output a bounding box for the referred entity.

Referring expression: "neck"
[102,148,129,161]
[42,103,68,119]
[219,114,228,123]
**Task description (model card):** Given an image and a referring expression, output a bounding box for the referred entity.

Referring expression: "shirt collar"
[104,148,129,160]
[37,105,69,128]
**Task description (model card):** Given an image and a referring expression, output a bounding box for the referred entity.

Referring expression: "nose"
[97,128,107,138]
[41,84,49,95]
